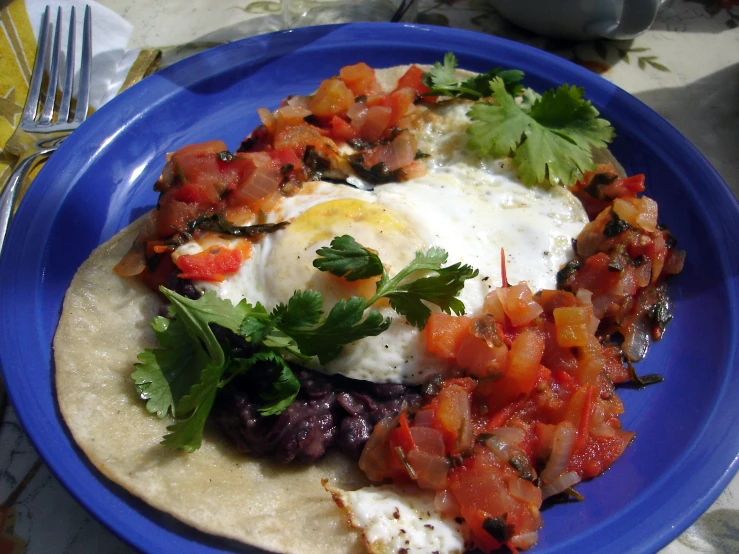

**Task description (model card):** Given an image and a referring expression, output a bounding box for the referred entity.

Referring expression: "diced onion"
[541,471,581,499]
[434,488,460,515]
[494,426,526,445]
[510,531,540,550]
[413,409,435,428]
[591,422,617,438]
[286,94,310,108]
[242,165,282,201]
[347,103,369,127]
[483,434,515,462]
[257,107,276,131]
[507,476,542,506]
[622,315,650,362]
[346,175,374,191]
[635,196,659,232]
[576,226,602,258]
[540,422,576,484]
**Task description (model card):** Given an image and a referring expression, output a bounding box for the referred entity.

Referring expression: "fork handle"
[0,150,53,258]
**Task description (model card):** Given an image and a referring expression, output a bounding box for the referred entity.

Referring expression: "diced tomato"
[328,115,360,142]
[175,245,245,281]
[485,329,544,410]
[568,429,634,479]
[497,283,544,327]
[308,78,355,118]
[433,380,475,454]
[170,140,228,159]
[155,199,210,238]
[395,64,432,99]
[424,313,471,359]
[139,252,177,292]
[273,121,326,154]
[553,306,591,348]
[365,129,417,171]
[455,333,508,379]
[389,412,416,454]
[360,105,393,142]
[448,448,539,553]
[602,344,630,383]
[339,62,381,96]
[384,87,417,127]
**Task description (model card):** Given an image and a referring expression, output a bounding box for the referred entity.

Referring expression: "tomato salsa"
[357,166,684,552]
[114,63,432,286]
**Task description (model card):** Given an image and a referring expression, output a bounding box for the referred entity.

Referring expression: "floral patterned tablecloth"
[1,1,738,553]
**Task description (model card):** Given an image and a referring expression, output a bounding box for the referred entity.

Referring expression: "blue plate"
[1,22,737,554]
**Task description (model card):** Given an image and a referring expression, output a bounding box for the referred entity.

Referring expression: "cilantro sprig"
[133,236,478,452]
[314,235,478,328]
[422,52,524,99]
[422,53,615,187]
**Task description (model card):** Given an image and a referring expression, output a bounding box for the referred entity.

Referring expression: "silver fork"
[0,5,92,256]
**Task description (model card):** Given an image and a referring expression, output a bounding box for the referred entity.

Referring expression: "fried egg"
[178,101,588,385]
[324,482,471,554]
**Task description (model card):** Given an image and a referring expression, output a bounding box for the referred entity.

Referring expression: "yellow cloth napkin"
[0,0,159,192]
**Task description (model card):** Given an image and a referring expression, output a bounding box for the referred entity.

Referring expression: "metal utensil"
[0,5,92,257]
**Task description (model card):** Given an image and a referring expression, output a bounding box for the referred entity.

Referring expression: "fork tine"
[39,7,63,124]
[22,6,51,122]
[72,5,92,124]
[58,6,77,122]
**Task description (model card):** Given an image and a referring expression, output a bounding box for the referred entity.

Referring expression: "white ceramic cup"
[491,0,666,40]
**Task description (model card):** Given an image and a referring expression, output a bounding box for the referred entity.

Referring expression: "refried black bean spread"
[214,367,422,464]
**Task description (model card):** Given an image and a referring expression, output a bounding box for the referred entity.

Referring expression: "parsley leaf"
[422,52,524,99]
[467,78,614,186]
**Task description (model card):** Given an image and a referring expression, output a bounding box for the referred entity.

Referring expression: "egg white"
[325,483,470,554]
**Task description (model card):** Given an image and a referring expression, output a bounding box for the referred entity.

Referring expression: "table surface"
[1,0,738,553]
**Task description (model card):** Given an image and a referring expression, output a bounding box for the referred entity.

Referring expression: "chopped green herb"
[135,236,477,451]
[422,52,524,99]
[466,77,615,186]
[603,211,630,238]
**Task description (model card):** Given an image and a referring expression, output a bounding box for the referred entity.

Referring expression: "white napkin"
[25,0,136,109]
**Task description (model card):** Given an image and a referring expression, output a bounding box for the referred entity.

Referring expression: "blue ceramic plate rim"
[1,22,738,554]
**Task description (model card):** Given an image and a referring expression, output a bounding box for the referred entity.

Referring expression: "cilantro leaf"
[161,361,222,452]
[467,78,614,186]
[132,314,211,418]
[283,297,391,363]
[313,235,384,281]
[272,290,324,330]
[314,242,479,330]
[162,288,256,337]
[239,302,270,343]
[385,263,474,327]
[256,352,300,416]
[422,52,524,99]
